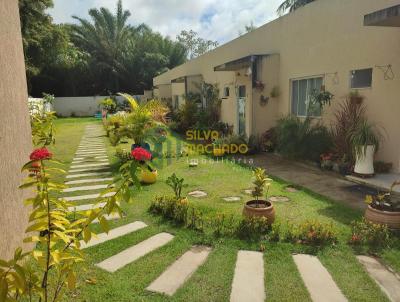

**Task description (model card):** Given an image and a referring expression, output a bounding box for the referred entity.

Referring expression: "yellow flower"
[365,195,373,204]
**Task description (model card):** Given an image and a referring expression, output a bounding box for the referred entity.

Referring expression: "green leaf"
[99,217,110,233]
[66,270,76,290]
[83,228,91,243]
[0,277,8,301]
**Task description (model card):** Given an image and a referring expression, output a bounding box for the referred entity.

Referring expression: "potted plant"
[311,86,334,109]
[212,138,225,157]
[349,119,381,176]
[365,181,400,229]
[131,147,158,184]
[99,97,117,119]
[320,153,334,170]
[243,168,275,224]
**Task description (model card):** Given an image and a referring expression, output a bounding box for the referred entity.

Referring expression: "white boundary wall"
[53,93,153,117]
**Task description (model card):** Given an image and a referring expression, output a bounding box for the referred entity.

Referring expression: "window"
[238,85,246,98]
[291,77,323,117]
[223,86,230,97]
[350,68,372,89]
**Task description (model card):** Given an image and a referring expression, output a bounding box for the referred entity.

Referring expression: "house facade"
[153,0,400,172]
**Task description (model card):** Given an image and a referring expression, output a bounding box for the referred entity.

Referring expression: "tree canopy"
[277,0,316,15]
[20,0,187,97]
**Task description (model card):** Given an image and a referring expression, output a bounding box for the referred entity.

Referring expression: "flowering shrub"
[365,181,400,212]
[131,147,152,161]
[349,219,391,249]
[0,146,141,301]
[285,220,337,246]
[236,216,270,240]
[29,147,53,160]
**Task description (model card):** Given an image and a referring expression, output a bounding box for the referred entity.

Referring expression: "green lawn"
[52,117,399,302]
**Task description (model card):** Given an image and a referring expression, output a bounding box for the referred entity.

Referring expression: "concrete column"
[0,0,33,259]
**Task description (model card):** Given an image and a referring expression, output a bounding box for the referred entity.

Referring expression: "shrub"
[349,219,391,249]
[275,116,332,161]
[149,196,189,224]
[236,216,270,240]
[285,220,337,246]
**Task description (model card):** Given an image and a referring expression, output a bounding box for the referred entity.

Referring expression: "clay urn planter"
[364,181,400,229]
[242,168,275,225]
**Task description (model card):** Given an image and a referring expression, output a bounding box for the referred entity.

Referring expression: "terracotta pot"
[243,200,275,224]
[365,205,400,229]
[354,145,375,175]
[140,169,157,184]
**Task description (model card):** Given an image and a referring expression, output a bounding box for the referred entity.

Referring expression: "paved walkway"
[250,153,367,210]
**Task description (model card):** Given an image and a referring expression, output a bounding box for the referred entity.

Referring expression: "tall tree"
[238,21,257,36]
[176,30,218,59]
[71,0,132,92]
[19,0,68,91]
[277,0,315,15]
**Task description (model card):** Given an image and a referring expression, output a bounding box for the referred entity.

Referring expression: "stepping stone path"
[223,196,241,202]
[96,232,175,272]
[243,189,253,195]
[293,254,347,302]
[80,221,148,249]
[63,125,115,212]
[147,245,212,296]
[357,256,400,302]
[188,190,207,198]
[230,250,265,302]
[268,196,290,202]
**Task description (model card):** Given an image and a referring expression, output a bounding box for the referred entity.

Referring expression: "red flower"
[131,147,152,161]
[30,148,52,161]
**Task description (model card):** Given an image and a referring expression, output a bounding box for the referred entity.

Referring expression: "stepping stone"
[69,166,111,173]
[72,159,109,164]
[230,251,265,302]
[222,196,241,202]
[357,256,400,302]
[65,177,113,185]
[92,212,121,224]
[293,254,347,302]
[268,196,290,202]
[65,172,112,179]
[63,191,115,202]
[70,162,110,169]
[285,186,299,193]
[68,202,106,212]
[96,232,174,273]
[147,246,212,296]
[62,184,111,193]
[77,148,106,152]
[244,189,253,195]
[80,221,148,249]
[188,190,207,198]
[76,150,107,155]
[74,155,108,161]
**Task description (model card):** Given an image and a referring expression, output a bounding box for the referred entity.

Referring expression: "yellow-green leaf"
[66,270,76,290]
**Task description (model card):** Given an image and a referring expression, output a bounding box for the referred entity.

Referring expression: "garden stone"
[243,189,253,195]
[80,221,148,249]
[268,196,290,203]
[72,159,109,164]
[69,166,111,173]
[67,202,106,212]
[357,256,400,302]
[65,177,113,185]
[65,172,112,179]
[230,251,265,302]
[62,184,110,193]
[188,190,207,198]
[293,254,347,302]
[96,233,174,272]
[62,191,115,201]
[70,162,110,169]
[222,196,241,202]
[74,155,108,161]
[285,186,299,193]
[146,246,212,296]
[76,150,107,155]
[92,212,121,224]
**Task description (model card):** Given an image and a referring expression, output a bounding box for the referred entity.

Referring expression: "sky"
[48,0,282,44]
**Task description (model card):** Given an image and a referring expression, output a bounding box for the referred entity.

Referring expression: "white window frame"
[290,75,324,118]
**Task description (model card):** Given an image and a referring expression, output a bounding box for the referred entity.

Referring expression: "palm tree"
[71,0,132,92]
[277,0,315,15]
